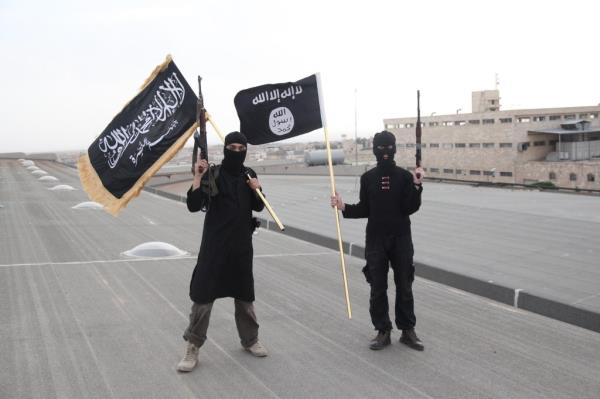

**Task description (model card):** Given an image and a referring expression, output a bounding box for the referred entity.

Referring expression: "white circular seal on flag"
[269,107,294,135]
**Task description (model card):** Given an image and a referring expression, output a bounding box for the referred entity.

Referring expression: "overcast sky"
[1,0,599,153]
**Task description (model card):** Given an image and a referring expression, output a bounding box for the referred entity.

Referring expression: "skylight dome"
[123,242,188,258]
[48,184,76,191]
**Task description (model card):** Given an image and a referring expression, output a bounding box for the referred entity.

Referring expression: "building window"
[533,116,546,122]
[397,143,405,148]
[468,119,480,125]
[564,114,576,120]
[482,119,495,124]
[483,142,495,148]
[443,143,453,149]
[579,114,589,119]
[455,143,466,148]
[483,170,494,176]
[429,121,439,127]
[405,123,414,128]
[549,172,557,180]
[533,141,546,146]
[453,121,465,126]
[443,168,453,174]
[470,170,481,175]
[517,117,531,123]
[590,113,598,119]
[588,174,595,182]
[455,169,463,175]
[442,121,453,126]
[430,168,440,173]
[570,173,577,181]
[500,118,513,123]
[429,143,440,148]
[550,140,558,146]
[385,124,395,129]
[499,142,513,148]
[549,115,562,121]
[406,143,415,148]
[421,143,427,148]
[469,143,481,148]
[500,172,513,177]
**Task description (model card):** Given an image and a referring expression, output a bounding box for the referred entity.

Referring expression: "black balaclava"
[222,131,248,175]
[372,130,396,169]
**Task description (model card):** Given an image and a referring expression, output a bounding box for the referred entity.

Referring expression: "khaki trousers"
[183,299,259,348]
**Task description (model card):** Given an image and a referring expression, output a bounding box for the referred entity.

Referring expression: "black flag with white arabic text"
[234,74,323,145]
[78,56,197,215]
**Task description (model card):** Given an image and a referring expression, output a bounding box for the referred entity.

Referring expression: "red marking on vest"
[381,176,390,190]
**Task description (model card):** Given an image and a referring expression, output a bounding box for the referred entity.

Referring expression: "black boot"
[369,330,391,350]
[400,329,424,351]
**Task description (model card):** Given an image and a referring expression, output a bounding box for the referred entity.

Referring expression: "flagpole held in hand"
[317,74,352,319]
[205,114,285,231]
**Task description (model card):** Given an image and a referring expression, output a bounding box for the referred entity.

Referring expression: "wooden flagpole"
[317,73,352,319]
[204,112,285,231]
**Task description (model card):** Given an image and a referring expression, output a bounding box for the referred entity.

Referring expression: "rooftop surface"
[1,159,600,398]
[160,173,600,316]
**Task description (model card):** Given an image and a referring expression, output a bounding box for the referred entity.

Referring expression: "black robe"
[187,167,264,304]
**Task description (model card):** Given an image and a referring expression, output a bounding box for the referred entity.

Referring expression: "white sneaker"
[176,342,199,372]
[245,341,268,357]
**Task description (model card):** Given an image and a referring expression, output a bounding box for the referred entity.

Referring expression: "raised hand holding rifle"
[192,152,208,190]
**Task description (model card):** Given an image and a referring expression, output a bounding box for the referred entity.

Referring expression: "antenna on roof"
[495,73,499,90]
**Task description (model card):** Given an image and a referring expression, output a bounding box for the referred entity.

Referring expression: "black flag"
[234,74,323,145]
[78,55,197,215]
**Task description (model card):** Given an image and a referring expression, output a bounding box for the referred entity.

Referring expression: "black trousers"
[365,233,416,332]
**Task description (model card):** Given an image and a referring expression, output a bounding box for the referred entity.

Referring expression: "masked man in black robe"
[331,131,425,351]
[177,132,266,372]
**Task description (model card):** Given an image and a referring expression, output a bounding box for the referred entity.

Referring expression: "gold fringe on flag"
[77,55,197,216]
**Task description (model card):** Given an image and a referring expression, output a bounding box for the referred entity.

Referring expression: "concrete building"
[384,90,600,190]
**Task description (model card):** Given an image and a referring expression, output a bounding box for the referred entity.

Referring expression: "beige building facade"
[383,90,600,190]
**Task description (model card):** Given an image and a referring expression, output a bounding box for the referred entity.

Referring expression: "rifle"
[192,76,208,174]
[415,90,422,179]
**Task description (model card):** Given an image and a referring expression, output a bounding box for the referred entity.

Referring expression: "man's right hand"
[194,153,208,178]
[330,191,345,211]
[192,153,208,190]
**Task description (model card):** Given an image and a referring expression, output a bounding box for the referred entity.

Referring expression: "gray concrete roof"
[2,159,600,398]
[160,174,600,318]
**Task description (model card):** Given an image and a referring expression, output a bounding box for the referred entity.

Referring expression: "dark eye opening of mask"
[226,144,247,152]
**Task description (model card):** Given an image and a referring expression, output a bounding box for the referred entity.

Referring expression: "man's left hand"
[413,167,425,185]
[247,177,261,190]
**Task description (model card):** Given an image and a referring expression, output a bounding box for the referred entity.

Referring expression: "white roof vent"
[72,201,103,210]
[48,184,76,191]
[22,160,34,166]
[27,165,39,170]
[123,242,188,258]
[39,176,59,182]
[32,170,48,176]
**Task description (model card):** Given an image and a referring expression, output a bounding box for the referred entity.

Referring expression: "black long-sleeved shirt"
[342,165,422,237]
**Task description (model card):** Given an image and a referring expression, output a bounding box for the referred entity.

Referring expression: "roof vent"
[123,242,188,258]
[21,160,34,166]
[26,165,39,171]
[32,170,48,176]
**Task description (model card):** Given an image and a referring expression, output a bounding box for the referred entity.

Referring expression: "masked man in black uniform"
[331,131,425,351]
[177,132,267,372]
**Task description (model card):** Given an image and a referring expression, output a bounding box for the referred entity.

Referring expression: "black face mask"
[221,147,246,175]
[372,131,396,169]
